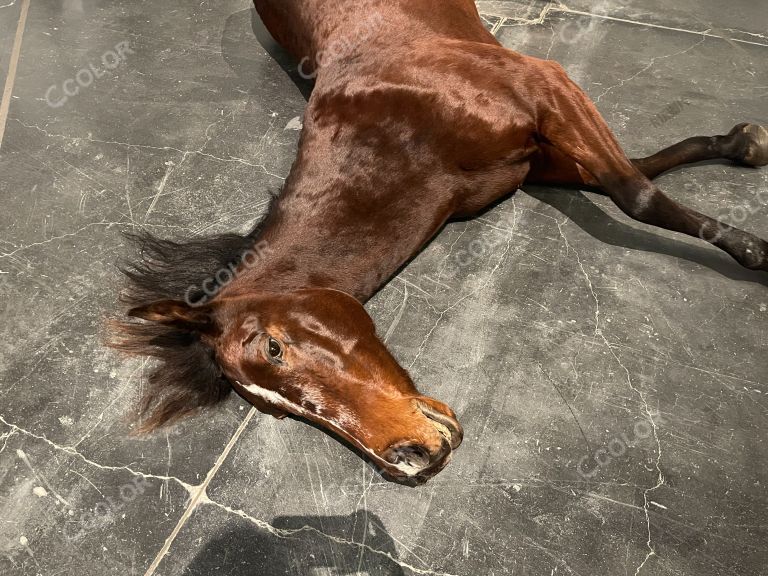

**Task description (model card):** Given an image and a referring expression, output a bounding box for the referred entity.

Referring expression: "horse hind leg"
[633,123,768,179]
[531,62,768,272]
[526,123,768,187]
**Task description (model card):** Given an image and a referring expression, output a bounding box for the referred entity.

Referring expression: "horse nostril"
[383,443,433,471]
[415,400,464,450]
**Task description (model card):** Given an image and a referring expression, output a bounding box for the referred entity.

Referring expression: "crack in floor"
[595,37,707,103]
[556,215,664,576]
[201,496,458,576]
[479,2,768,47]
[0,414,195,493]
[0,220,122,259]
[142,407,257,575]
[408,199,518,370]
[9,119,287,182]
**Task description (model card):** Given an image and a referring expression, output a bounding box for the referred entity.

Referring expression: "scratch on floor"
[383,285,409,344]
[408,208,517,369]
[15,448,72,507]
[72,360,146,449]
[144,159,181,221]
[539,365,592,455]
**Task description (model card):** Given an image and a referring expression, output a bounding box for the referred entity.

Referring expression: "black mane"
[110,199,275,433]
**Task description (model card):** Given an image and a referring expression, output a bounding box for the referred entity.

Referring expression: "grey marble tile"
[1,1,767,575]
[0,422,191,575]
[560,0,768,45]
[0,1,301,568]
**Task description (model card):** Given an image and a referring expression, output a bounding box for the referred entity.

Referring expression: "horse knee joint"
[626,194,656,221]
[610,181,658,222]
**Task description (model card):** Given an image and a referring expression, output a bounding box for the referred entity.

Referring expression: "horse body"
[254,0,496,63]
[238,0,537,301]
[114,0,768,483]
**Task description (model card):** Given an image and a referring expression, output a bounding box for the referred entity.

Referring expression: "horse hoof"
[727,123,768,167]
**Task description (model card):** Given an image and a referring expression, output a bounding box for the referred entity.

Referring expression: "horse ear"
[127,299,217,334]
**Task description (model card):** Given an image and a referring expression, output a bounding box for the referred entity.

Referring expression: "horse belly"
[452,160,531,217]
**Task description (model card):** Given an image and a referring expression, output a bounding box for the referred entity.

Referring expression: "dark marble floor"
[1,1,766,575]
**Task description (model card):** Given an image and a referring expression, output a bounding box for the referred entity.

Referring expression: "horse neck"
[218,118,451,302]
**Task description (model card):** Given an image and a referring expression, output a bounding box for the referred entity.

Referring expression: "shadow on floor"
[248,7,314,101]
[184,510,406,575]
[219,7,313,101]
[523,186,768,287]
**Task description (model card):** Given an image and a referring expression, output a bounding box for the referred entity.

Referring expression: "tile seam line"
[490,16,507,36]
[479,8,768,47]
[551,8,768,47]
[143,407,257,576]
[0,0,31,149]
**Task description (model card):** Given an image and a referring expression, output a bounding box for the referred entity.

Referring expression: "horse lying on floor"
[112,0,768,484]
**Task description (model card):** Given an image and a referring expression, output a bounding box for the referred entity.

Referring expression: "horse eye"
[266,337,283,362]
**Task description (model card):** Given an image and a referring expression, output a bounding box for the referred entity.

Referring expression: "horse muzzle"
[378,399,463,484]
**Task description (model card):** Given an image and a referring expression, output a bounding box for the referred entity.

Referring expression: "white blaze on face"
[237,381,421,476]
[240,382,300,414]
[239,381,365,447]
[298,386,326,413]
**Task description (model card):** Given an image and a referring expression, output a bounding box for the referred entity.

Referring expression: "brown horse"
[112,0,768,484]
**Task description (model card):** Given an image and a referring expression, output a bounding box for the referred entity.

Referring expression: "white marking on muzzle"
[237,381,382,461]
[237,381,432,477]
